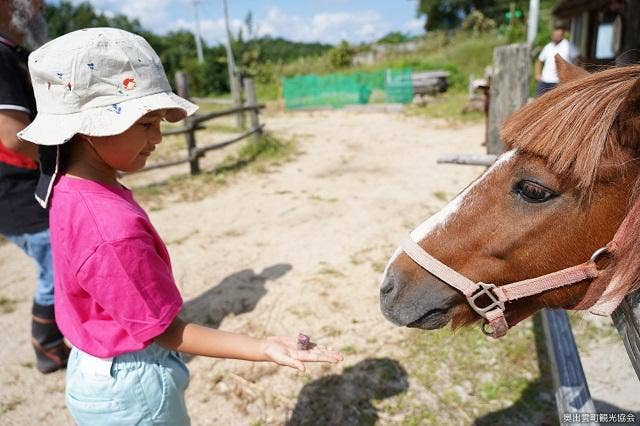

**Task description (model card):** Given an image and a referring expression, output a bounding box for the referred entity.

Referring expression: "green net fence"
[281,69,413,110]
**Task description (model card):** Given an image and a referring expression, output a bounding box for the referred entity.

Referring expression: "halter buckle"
[466,282,505,318]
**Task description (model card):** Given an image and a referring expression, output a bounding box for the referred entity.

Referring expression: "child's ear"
[555,54,588,83]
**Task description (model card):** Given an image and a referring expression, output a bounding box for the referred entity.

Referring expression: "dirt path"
[0,110,638,425]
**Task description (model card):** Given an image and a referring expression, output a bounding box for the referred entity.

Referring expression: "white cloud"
[404,18,425,33]
[254,7,391,44]
[69,0,176,31]
[65,2,402,45]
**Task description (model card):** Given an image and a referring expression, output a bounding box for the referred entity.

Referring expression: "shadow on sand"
[179,263,291,362]
[287,358,409,426]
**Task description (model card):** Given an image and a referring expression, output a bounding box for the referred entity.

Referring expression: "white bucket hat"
[17,27,198,206]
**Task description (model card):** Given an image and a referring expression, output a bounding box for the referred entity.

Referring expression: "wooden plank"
[191,97,234,105]
[437,154,497,166]
[243,79,262,144]
[232,73,245,129]
[130,124,265,175]
[161,124,205,136]
[192,104,265,125]
[195,124,265,155]
[612,290,640,380]
[541,309,598,425]
[175,71,200,174]
[486,44,530,154]
[133,156,192,173]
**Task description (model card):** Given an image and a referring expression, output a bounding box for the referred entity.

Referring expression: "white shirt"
[538,39,580,83]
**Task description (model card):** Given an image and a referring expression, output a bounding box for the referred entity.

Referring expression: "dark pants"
[536,81,558,97]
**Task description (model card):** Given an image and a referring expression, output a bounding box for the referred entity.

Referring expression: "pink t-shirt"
[50,175,182,358]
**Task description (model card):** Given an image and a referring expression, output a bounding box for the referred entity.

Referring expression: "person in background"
[0,0,70,373]
[534,24,581,96]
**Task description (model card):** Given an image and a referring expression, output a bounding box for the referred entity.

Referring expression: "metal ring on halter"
[481,321,493,336]
[589,246,609,264]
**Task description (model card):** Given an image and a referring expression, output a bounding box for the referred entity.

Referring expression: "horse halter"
[400,197,640,338]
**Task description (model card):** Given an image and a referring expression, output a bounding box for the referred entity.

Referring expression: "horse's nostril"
[380,276,395,296]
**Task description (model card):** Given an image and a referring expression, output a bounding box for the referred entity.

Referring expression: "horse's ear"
[616,77,640,149]
[555,54,588,83]
[617,77,640,120]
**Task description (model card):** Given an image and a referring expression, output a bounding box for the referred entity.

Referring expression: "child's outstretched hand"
[262,335,343,372]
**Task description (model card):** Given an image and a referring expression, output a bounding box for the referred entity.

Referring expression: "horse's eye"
[515,180,555,203]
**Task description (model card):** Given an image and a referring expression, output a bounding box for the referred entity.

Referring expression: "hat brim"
[18,91,198,146]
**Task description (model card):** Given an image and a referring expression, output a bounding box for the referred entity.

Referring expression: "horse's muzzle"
[379,267,459,329]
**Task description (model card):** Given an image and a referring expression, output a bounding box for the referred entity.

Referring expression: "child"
[18,28,342,425]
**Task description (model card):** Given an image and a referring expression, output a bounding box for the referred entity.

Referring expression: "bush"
[328,41,356,69]
[461,11,496,34]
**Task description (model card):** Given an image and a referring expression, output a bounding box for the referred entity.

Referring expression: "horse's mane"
[610,180,640,305]
[501,65,640,193]
[503,65,640,309]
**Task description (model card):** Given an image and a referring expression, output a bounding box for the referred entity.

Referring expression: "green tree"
[45,1,143,39]
[328,41,355,69]
[377,31,411,44]
[417,0,532,31]
[460,10,496,33]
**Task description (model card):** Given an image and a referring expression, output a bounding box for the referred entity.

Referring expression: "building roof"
[553,0,607,18]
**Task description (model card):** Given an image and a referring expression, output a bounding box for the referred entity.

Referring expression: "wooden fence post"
[175,71,200,175]
[486,44,530,154]
[541,310,597,423]
[232,73,246,129]
[243,78,262,144]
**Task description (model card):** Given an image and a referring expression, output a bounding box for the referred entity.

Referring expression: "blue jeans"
[5,228,54,306]
[66,344,191,425]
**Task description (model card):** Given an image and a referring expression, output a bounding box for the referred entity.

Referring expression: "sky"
[49,0,424,46]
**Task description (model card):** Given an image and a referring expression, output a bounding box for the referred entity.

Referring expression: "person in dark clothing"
[0,0,69,373]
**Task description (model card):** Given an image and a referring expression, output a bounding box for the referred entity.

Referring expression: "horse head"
[380,60,640,335]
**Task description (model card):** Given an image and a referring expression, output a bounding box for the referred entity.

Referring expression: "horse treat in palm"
[297,333,311,350]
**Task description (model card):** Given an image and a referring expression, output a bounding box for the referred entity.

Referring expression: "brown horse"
[380,59,640,335]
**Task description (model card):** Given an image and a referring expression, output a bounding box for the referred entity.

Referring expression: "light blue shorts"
[66,343,190,425]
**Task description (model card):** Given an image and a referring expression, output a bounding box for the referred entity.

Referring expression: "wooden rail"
[436,154,497,166]
[130,73,265,176]
[542,310,598,425]
[613,290,640,380]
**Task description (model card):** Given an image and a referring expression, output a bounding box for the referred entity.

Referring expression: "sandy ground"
[0,109,638,425]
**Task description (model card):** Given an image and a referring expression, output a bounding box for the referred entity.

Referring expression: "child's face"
[89,110,166,172]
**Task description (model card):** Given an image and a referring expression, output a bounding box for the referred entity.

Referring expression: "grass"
[567,311,619,355]
[317,262,346,277]
[433,191,449,201]
[320,325,342,338]
[340,345,358,355]
[255,30,509,103]
[132,132,298,208]
[395,316,555,425]
[0,397,24,414]
[0,296,19,314]
[406,92,485,125]
[370,261,386,274]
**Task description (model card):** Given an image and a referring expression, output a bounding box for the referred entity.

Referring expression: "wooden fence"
[131,72,265,175]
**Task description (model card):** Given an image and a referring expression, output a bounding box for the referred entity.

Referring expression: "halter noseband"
[400,197,639,338]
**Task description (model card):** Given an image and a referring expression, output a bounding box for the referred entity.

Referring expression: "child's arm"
[154,316,342,371]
